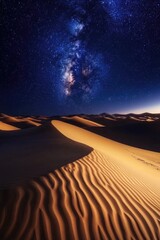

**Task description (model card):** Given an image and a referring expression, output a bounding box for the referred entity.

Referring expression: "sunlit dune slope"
[0,121,19,131]
[62,116,105,127]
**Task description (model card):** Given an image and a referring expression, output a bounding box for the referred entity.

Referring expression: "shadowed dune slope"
[0,123,92,188]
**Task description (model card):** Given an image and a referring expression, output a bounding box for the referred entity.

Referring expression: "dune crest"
[52,120,160,187]
[62,116,105,127]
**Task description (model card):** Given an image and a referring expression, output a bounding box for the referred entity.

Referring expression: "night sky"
[1,0,160,115]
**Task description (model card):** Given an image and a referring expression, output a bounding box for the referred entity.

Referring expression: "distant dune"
[0,114,42,130]
[62,116,105,127]
[0,113,160,239]
[0,121,19,131]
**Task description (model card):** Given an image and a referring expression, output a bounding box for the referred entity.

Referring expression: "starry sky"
[1,0,160,115]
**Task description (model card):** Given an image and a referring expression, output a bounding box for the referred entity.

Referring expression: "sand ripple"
[0,150,159,240]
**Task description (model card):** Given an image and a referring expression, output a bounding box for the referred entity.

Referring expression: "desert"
[0,113,159,240]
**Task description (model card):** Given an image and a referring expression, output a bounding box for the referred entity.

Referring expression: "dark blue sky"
[1,0,160,115]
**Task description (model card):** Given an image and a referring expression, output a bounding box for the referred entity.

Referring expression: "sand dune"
[62,116,105,127]
[0,122,19,131]
[0,150,159,239]
[63,114,160,152]
[105,116,116,121]
[0,123,92,188]
[0,115,42,129]
[53,121,160,188]
[0,117,160,239]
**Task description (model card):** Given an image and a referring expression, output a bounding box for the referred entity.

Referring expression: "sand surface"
[0,114,160,240]
[0,122,19,131]
[62,116,105,127]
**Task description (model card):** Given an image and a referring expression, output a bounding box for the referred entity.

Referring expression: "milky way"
[1,0,160,115]
[53,1,108,103]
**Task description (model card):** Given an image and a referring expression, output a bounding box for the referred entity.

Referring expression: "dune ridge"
[60,114,160,152]
[53,120,160,188]
[62,116,105,127]
[0,150,159,240]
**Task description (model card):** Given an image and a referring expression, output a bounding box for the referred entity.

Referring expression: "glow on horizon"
[122,103,160,114]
